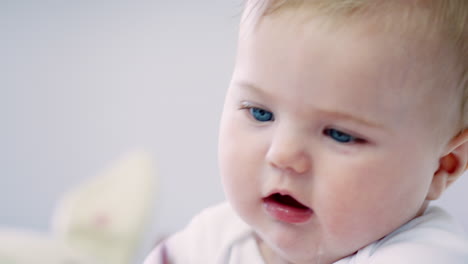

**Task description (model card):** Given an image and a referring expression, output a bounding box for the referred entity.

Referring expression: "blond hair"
[243,0,468,132]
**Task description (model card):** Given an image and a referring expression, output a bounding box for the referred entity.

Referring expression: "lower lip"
[263,199,313,224]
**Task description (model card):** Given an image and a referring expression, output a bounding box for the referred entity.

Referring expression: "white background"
[1,1,467,263]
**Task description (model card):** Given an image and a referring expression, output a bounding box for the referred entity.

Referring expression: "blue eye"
[325,128,357,143]
[250,107,274,122]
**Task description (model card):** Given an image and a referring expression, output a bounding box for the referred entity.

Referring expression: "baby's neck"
[255,234,329,264]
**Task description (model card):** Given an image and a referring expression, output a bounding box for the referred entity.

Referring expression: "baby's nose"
[266,130,311,175]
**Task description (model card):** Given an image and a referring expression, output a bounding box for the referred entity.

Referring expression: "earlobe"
[427,129,468,201]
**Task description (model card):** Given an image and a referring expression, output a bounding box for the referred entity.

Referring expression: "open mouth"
[262,192,313,224]
[265,193,310,210]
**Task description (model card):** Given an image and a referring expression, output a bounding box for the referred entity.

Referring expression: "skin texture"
[218,11,468,264]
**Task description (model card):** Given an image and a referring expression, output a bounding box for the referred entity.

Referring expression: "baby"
[145,0,468,263]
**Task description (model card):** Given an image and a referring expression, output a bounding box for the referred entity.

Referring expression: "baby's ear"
[427,129,468,201]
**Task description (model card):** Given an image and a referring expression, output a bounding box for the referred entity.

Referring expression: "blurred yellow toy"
[0,150,156,264]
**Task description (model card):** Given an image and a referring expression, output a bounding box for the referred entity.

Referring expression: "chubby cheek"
[218,110,266,220]
[317,152,433,250]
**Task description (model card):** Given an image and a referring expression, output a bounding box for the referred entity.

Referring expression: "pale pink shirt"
[143,202,468,264]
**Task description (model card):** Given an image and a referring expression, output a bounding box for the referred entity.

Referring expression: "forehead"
[234,12,460,137]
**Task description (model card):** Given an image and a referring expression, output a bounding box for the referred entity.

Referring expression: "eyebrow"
[318,110,386,130]
[234,79,271,98]
[234,79,387,131]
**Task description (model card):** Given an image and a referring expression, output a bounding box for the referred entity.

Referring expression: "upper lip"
[263,189,311,209]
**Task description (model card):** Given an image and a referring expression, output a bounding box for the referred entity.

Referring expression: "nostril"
[269,159,310,175]
[266,147,310,174]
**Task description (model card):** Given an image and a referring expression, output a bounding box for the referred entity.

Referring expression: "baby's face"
[218,12,456,264]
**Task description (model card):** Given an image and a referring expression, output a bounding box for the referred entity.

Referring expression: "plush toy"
[51,150,156,264]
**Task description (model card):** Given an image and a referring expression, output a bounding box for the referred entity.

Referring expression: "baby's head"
[218,0,468,263]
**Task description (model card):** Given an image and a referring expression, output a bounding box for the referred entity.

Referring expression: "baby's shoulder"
[357,206,468,264]
[163,202,253,263]
[188,202,246,232]
[180,202,250,245]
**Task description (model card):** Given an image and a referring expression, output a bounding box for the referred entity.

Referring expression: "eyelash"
[239,102,366,145]
[323,128,366,144]
[239,103,275,122]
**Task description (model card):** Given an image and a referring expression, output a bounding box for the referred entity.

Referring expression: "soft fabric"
[52,151,156,264]
[143,202,468,264]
